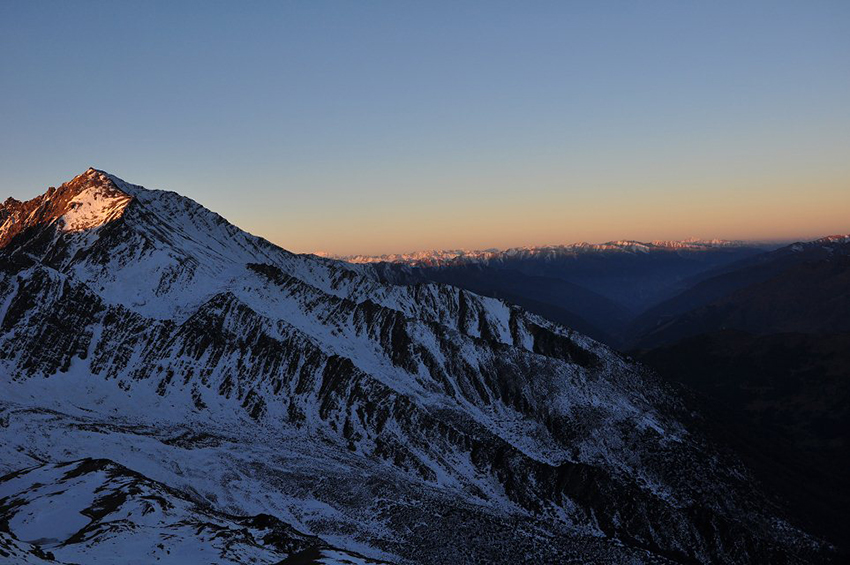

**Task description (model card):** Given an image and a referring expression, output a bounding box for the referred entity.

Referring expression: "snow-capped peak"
[60,177,133,232]
[0,167,135,246]
[815,234,850,245]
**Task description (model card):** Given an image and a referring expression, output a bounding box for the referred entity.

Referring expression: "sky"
[1,1,849,255]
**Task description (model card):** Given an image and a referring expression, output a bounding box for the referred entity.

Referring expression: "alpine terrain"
[340,241,769,347]
[0,169,836,564]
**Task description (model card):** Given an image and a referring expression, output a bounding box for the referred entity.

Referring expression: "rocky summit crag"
[0,169,834,563]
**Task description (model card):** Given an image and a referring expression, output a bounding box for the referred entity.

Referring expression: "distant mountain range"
[0,169,836,563]
[338,239,759,267]
[336,239,775,345]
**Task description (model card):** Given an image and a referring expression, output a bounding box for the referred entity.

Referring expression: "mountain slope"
[625,236,850,550]
[636,330,850,550]
[0,169,833,563]
[627,236,850,349]
[366,262,631,344]
[0,458,387,565]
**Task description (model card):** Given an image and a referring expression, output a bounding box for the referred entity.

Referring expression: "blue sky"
[1,1,849,254]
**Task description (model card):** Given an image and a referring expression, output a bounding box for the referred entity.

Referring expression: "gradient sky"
[1,1,849,255]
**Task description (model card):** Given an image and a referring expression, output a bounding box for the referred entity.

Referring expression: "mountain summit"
[0,168,132,245]
[0,170,834,563]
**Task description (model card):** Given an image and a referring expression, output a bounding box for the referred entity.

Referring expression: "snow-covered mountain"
[0,169,833,563]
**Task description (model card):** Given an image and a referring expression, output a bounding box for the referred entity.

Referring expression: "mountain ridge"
[332,238,763,267]
[626,234,850,349]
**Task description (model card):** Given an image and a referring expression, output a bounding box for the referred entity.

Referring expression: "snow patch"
[60,185,132,232]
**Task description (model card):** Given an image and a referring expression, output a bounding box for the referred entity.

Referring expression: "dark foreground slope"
[0,169,835,563]
[637,331,850,546]
[627,236,850,349]
[630,236,850,551]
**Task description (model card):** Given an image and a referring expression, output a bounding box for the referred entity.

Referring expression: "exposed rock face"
[0,169,833,563]
[0,170,133,247]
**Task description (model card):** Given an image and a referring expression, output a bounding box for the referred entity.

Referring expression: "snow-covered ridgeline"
[334,238,751,267]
